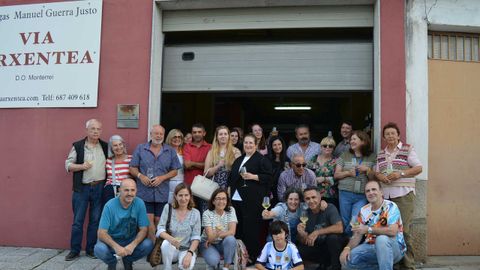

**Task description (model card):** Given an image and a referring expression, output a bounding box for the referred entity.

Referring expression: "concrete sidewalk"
[1,246,479,270]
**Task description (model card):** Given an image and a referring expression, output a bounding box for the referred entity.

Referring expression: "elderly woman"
[228,133,272,264]
[310,136,338,208]
[102,135,132,206]
[166,129,185,203]
[334,130,376,236]
[374,122,422,270]
[200,188,237,270]
[157,183,201,270]
[204,126,242,189]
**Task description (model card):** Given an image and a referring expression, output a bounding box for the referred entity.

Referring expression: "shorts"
[144,201,166,217]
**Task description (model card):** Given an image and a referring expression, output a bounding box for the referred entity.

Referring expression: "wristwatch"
[367,226,373,234]
[400,171,406,177]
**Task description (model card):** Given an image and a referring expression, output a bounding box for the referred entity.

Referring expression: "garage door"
[162,41,373,92]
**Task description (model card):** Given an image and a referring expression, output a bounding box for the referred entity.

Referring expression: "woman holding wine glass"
[334,130,376,236]
[157,183,201,270]
[228,133,272,264]
[311,136,339,209]
[200,188,237,270]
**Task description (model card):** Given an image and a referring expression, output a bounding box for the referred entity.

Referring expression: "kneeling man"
[340,180,405,270]
[94,179,153,270]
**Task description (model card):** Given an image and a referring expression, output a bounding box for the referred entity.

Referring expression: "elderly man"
[286,124,321,162]
[94,179,153,270]
[130,124,181,241]
[277,154,316,201]
[65,119,108,261]
[340,180,405,270]
[297,187,344,270]
[334,121,353,158]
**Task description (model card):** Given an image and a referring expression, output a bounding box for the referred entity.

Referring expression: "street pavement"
[0,246,479,270]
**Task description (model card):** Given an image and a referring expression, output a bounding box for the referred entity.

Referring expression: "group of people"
[64,119,422,270]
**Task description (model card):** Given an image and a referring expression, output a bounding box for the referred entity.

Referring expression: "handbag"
[148,204,172,267]
[191,169,220,201]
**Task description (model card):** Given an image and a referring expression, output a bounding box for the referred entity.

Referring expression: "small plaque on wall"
[117,104,139,128]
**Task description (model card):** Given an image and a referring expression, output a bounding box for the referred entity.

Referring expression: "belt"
[84,180,103,186]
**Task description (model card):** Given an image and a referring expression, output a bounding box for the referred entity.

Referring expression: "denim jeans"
[200,236,237,267]
[94,238,153,267]
[70,183,103,253]
[345,235,403,270]
[339,190,367,236]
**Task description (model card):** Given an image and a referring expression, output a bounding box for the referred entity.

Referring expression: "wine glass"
[146,168,154,182]
[240,166,247,187]
[386,163,394,174]
[85,152,94,166]
[350,215,360,229]
[262,196,270,210]
[300,209,309,224]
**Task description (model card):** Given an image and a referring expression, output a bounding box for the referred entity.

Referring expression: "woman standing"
[374,122,422,270]
[102,135,132,206]
[266,136,290,205]
[228,134,272,264]
[166,129,185,203]
[251,123,268,155]
[334,130,375,236]
[230,127,243,153]
[311,136,338,208]
[200,188,237,270]
[157,183,201,270]
[204,126,241,189]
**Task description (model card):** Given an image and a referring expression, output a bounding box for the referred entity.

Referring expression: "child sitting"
[255,220,304,270]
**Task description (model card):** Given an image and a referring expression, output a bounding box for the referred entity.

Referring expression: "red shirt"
[183,141,211,185]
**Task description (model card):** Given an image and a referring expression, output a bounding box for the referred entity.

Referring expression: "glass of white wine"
[240,166,247,187]
[350,215,360,229]
[146,168,154,182]
[300,209,309,224]
[262,196,270,210]
[85,152,94,167]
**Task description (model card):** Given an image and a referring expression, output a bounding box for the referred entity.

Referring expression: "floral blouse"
[309,156,337,198]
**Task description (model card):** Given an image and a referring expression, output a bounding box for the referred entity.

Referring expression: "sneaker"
[86,250,97,259]
[65,251,79,261]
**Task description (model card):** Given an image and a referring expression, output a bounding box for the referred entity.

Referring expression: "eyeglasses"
[294,163,307,168]
[215,197,227,201]
[321,144,335,149]
[173,135,182,139]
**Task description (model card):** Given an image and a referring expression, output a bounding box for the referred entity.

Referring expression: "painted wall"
[428,60,480,255]
[0,0,153,249]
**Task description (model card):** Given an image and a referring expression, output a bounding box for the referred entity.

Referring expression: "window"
[428,32,480,62]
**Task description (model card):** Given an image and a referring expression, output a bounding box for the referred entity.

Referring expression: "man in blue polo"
[94,179,153,270]
[130,124,181,241]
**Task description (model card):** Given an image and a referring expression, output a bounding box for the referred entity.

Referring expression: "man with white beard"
[130,124,181,241]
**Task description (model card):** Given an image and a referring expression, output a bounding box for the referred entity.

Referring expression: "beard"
[299,137,309,145]
[152,139,163,145]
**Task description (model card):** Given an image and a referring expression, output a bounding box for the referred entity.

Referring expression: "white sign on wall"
[0,0,102,108]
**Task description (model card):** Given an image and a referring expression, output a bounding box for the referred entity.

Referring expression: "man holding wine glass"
[65,119,108,261]
[130,124,182,242]
[297,187,344,270]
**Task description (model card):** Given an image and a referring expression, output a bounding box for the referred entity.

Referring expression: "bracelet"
[137,172,142,178]
[344,246,351,251]
[187,250,194,256]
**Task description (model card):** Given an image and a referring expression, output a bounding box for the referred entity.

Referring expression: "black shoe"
[123,260,133,270]
[86,250,97,259]
[65,251,79,261]
[107,264,117,270]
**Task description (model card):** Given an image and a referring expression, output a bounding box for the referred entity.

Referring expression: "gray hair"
[291,153,305,161]
[108,135,127,157]
[85,119,101,129]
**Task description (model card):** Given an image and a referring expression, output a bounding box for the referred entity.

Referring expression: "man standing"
[94,179,153,270]
[65,119,108,260]
[183,123,211,186]
[130,124,181,241]
[333,121,353,158]
[277,154,316,201]
[340,180,405,270]
[297,187,344,270]
[286,124,321,162]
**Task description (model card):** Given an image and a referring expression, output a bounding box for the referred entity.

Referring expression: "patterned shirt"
[130,142,181,202]
[156,205,201,250]
[201,207,238,244]
[356,199,406,255]
[310,157,337,198]
[256,241,303,270]
[106,155,132,186]
[277,168,316,201]
[286,141,321,162]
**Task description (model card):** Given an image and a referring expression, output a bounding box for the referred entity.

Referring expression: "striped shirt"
[286,141,321,162]
[106,155,132,186]
[277,168,317,201]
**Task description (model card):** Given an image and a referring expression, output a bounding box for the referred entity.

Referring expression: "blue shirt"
[130,142,181,202]
[99,197,150,242]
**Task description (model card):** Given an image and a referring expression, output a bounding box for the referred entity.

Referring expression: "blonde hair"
[320,136,336,147]
[209,126,237,170]
[166,129,184,149]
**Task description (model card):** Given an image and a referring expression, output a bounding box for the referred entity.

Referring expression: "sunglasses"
[294,163,307,168]
[173,135,183,139]
[321,144,335,148]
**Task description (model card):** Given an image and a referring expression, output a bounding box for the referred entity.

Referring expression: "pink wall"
[0,0,153,248]
[380,0,407,143]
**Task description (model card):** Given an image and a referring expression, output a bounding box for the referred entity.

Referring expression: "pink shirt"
[376,142,422,199]
[183,141,211,185]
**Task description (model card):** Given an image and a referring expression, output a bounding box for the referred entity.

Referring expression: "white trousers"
[161,240,197,270]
